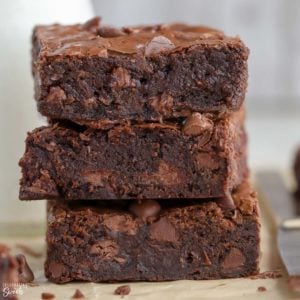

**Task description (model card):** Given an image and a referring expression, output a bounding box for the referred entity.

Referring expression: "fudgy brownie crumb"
[41,292,55,299]
[114,285,131,297]
[257,286,267,292]
[72,289,85,299]
[250,270,282,280]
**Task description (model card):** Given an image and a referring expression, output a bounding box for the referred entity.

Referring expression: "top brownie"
[32,17,249,127]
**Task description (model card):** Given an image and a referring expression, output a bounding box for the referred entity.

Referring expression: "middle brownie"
[19,109,247,200]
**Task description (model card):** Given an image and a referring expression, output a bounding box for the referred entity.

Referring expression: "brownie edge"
[44,179,260,283]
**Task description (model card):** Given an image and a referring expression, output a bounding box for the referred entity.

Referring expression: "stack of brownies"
[19,17,260,283]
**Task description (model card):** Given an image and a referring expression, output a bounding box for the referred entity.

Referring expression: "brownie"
[44,180,260,283]
[19,109,247,200]
[294,148,300,195]
[32,17,248,127]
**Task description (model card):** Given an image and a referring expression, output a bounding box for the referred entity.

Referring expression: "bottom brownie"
[45,180,260,283]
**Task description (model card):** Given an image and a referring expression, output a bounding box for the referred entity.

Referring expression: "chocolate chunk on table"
[0,247,34,286]
[114,285,131,296]
[44,180,260,283]
[19,110,247,200]
[32,17,248,126]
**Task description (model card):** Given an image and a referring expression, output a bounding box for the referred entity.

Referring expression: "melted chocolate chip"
[82,17,101,33]
[215,194,236,209]
[145,35,175,56]
[182,113,213,137]
[221,248,245,271]
[149,217,178,243]
[129,200,161,219]
[98,26,126,38]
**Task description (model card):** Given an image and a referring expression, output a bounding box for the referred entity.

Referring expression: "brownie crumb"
[41,292,55,299]
[114,285,131,297]
[257,286,267,292]
[16,243,43,258]
[250,270,282,279]
[72,289,85,299]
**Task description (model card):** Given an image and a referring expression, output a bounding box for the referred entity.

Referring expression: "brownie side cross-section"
[44,180,260,283]
[32,17,249,126]
[19,109,247,200]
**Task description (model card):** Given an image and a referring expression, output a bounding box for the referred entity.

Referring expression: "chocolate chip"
[89,240,118,260]
[122,27,140,34]
[215,194,236,210]
[102,214,137,235]
[149,217,178,243]
[0,250,34,286]
[221,248,245,271]
[111,67,135,88]
[47,87,66,103]
[98,26,125,38]
[257,286,267,292]
[72,289,85,299]
[41,292,55,299]
[182,113,214,138]
[47,262,65,279]
[82,17,101,33]
[200,251,212,266]
[82,171,112,187]
[15,254,34,283]
[114,285,131,296]
[195,153,219,170]
[129,200,161,219]
[149,93,174,115]
[145,35,175,56]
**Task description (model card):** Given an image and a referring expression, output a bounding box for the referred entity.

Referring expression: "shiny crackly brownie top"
[33,16,244,58]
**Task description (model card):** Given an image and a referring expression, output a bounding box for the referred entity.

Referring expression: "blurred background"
[0,0,299,225]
